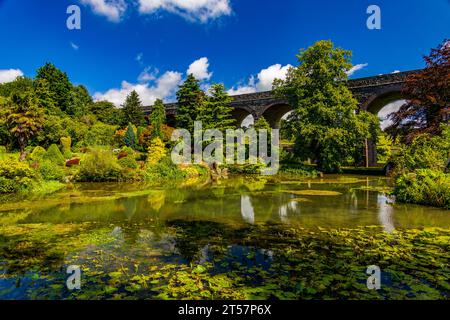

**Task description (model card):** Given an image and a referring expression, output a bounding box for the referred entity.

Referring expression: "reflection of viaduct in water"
[143,70,419,166]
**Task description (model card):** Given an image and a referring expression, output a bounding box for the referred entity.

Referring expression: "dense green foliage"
[0,158,36,193]
[77,149,124,182]
[274,40,380,172]
[198,84,235,130]
[176,74,204,133]
[149,99,166,139]
[123,123,138,149]
[122,90,145,127]
[394,169,450,209]
[43,144,65,166]
[36,63,72,113]
[5,92,45,160]
[390,126,450,176]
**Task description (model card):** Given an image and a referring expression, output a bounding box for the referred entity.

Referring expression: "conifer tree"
[122,90,145,127]
[175,74,204,133]
[150,99,166,139]
[198,83,235,131]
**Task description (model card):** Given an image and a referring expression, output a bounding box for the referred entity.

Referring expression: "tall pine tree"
[198,83,235,131]
[175,74,204,133]
[122,90,145,127]
[150,99,166,139]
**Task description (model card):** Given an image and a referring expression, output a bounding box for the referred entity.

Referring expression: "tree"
[6,92,45,160]
[273,40,379,172]
[88,100,123,125]
[198,83,235,130]
[36,63,72,113]
[0,76,34,98]
[67,85,92,117]
[387,39,450,142]
[150,99,166,139]
[124,123,138,149]
[122,90,145,127]
[33,79,58,114]
[176,74,205,133]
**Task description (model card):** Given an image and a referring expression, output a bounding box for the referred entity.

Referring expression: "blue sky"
[0,0,448,106]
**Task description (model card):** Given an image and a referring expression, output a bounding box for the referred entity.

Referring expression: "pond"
[0,175,449,300]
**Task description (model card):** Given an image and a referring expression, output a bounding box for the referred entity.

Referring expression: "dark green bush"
[77,149,124,182]
[394,169,450,209]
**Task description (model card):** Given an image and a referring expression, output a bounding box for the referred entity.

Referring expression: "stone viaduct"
[142,70,418,166]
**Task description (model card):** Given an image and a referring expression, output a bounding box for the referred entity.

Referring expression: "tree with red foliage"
[387,40,449,142]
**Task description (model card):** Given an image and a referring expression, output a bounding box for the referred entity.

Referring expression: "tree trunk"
[18,136,26,161]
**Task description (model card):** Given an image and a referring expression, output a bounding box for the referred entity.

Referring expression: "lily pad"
[283,190,343,196]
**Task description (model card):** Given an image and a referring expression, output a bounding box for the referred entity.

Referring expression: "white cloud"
[256,64,292,91]
[346,63,368,77]
[187,57,212,81]
[138,0,232,23]
[227,64,292,96]
[80,0,127,22]
[70,42,79,50]
[378,100,405,130]
[93,70,182,106]
[0,69,24,84]
[227,86,257,96]
[138,66,158,82]
[391,70,400,74]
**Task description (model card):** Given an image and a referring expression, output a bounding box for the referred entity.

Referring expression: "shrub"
[147,137,166,165]
[145,156,186,182]
[39,160,65,181]
[77,149,124,182]
[60,136,72,153]
[0,176,18,193]
[29,146,46,162]
[394,169,450,209]
[390,129,450,176]
[84,122,117,147]
[118,155,138,169]
[0,146,6,154]
[43,144,66,165]
[0,158,35,193]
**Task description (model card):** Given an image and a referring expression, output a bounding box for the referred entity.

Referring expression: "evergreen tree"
[198,83,235,131]
[36,63,72,113]
[124,123,138,149]
[150,99,166,139]
[176,74,205,133]
[273,40,379,172]
[122,90,145,127]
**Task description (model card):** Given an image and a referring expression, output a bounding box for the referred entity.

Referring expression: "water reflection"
[8,175,450,230]
[377,194,395,233]
[240,195,255,224]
